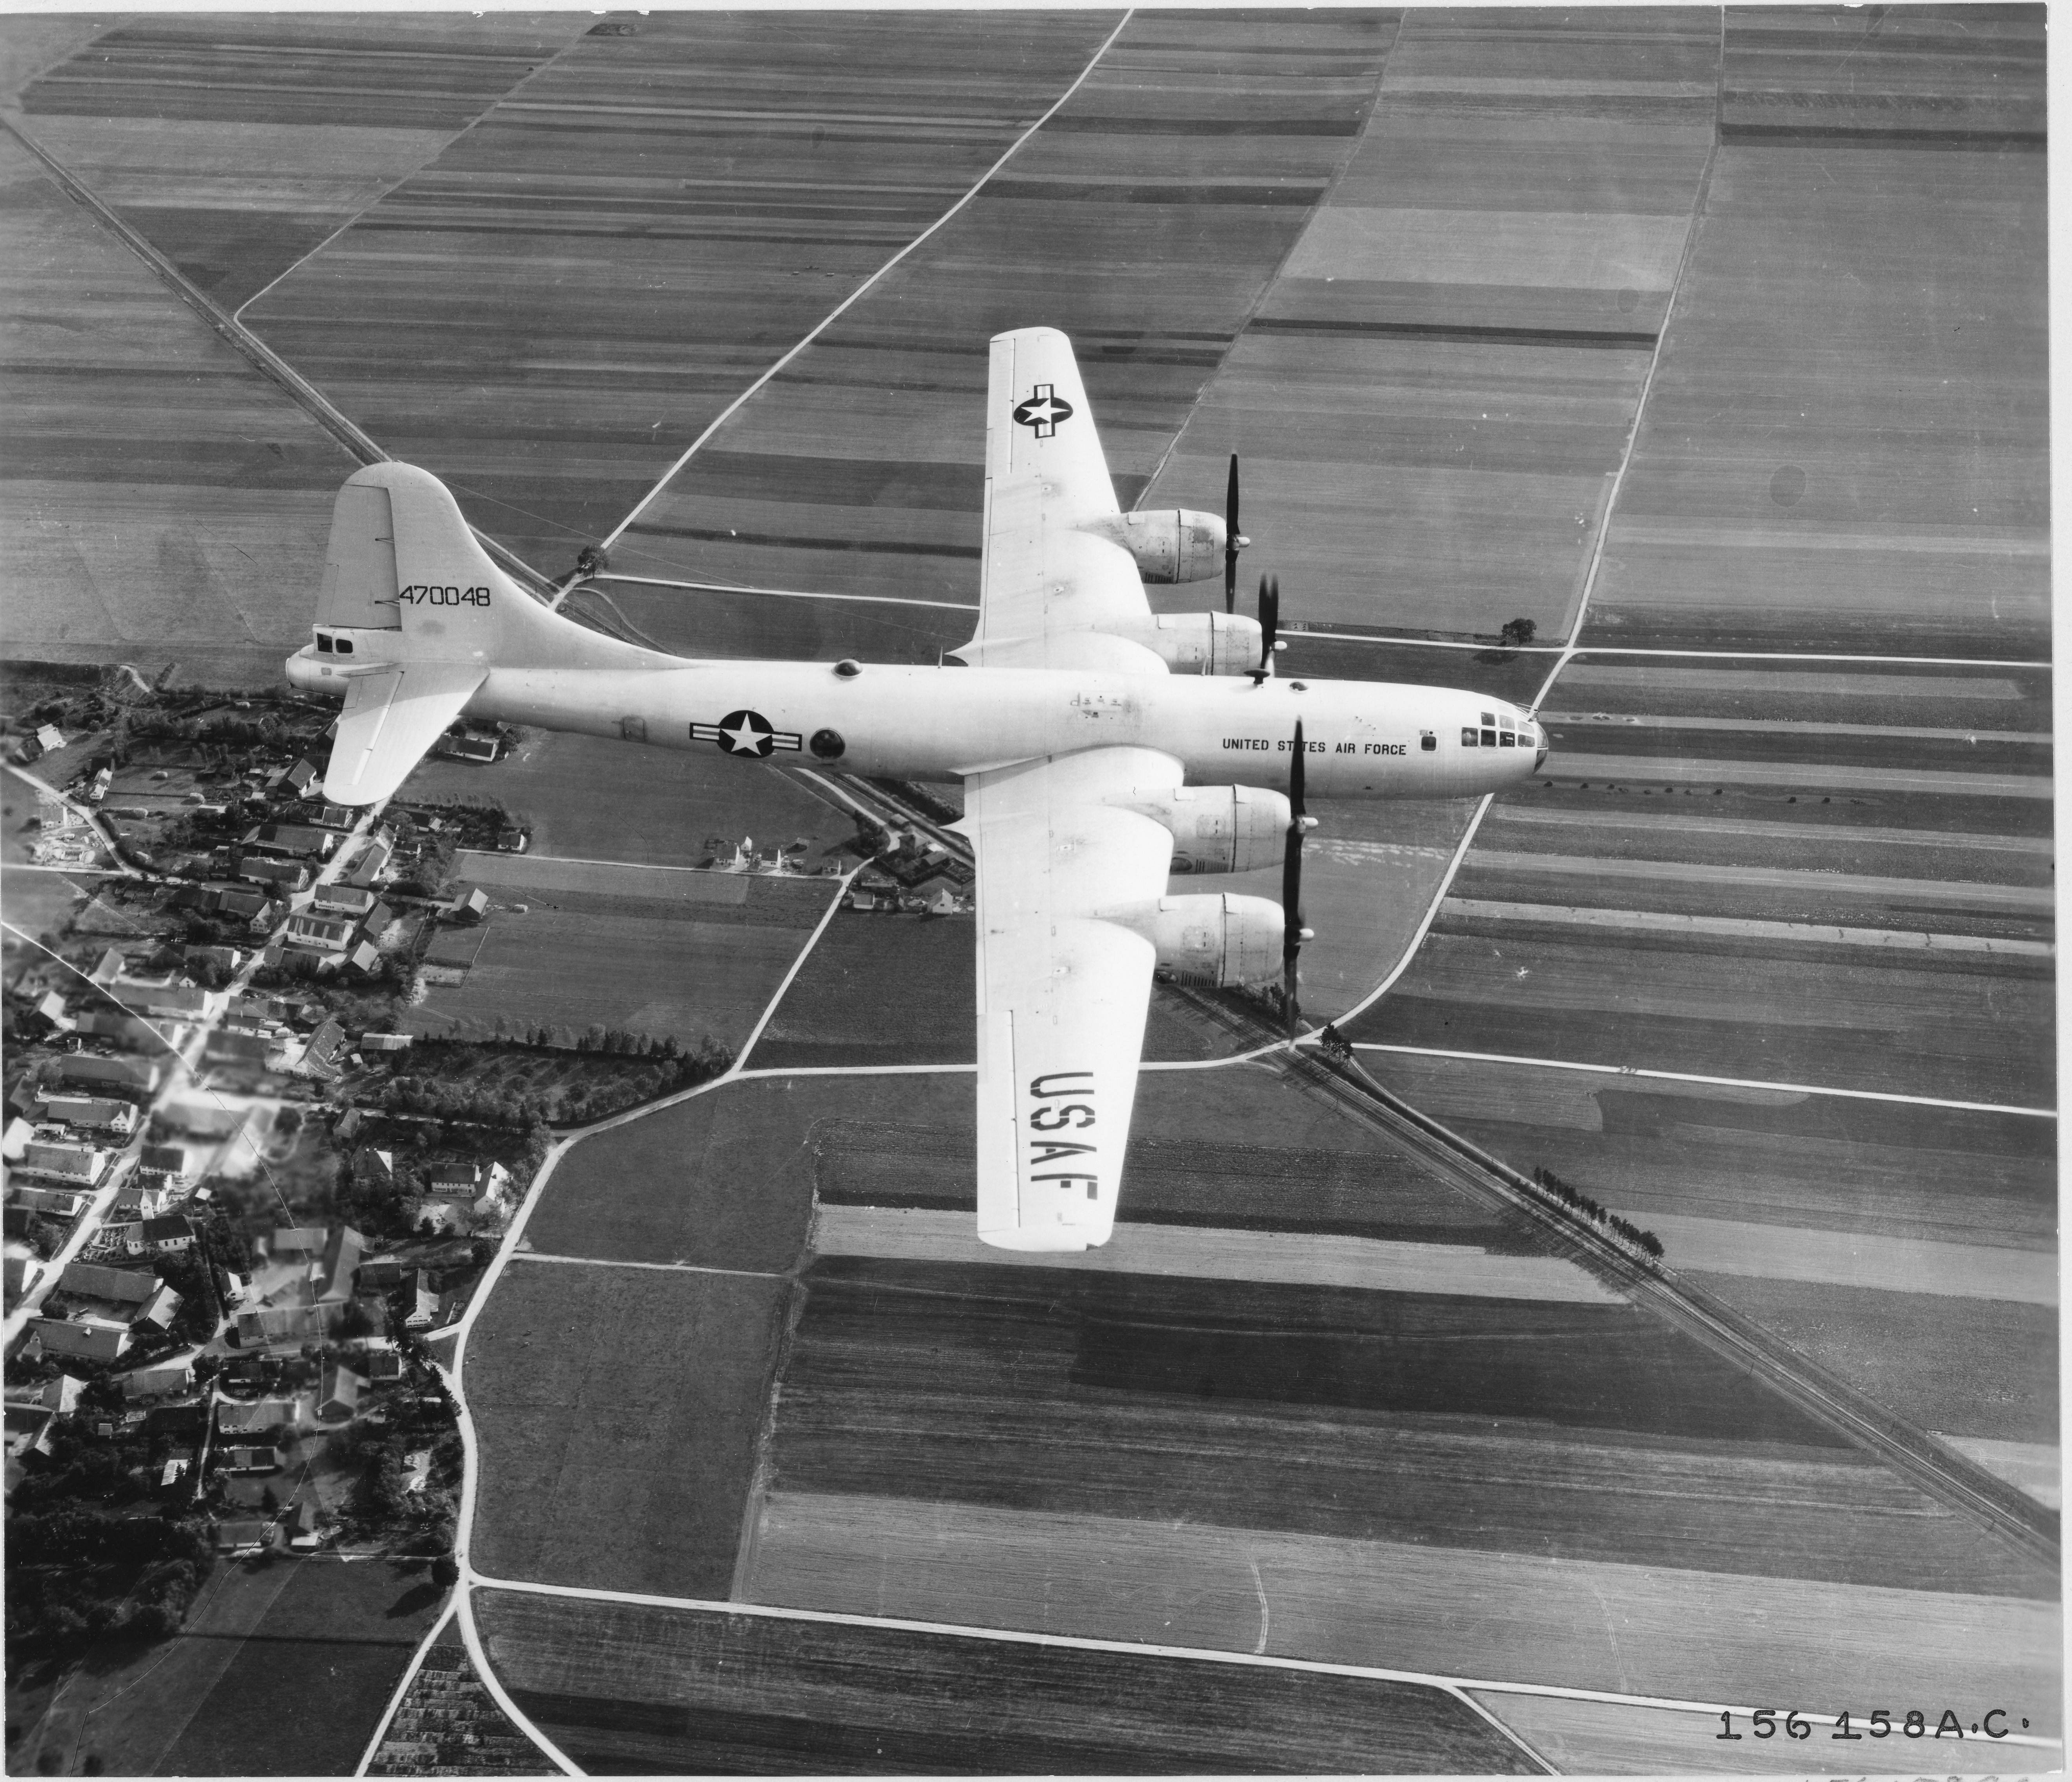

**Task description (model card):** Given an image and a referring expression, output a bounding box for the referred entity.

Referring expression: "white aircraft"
[287,328,1546,1252]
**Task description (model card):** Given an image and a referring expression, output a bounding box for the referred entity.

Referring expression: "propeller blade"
[1252,575,1279,682]
[1283,718,1306,1032]
[1224,454,1241,614]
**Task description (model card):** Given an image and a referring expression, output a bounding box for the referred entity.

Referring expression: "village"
[0,672,559,1660]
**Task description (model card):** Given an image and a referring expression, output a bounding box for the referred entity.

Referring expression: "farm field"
[1588,15,2047,657]
[754,1253,2045,1594]
[1137,2,1719,642]
[520,1070,935,1272]
[2,122,357,686]
[466,1258,788,1598]
[743,1494,2059,1727]
[745,908,978,1069]
[23,1557,445,1779]
[472,1589,1534,1775]
[402,728,857,870]
[602,11,1401,619]
[404,872,837,1049]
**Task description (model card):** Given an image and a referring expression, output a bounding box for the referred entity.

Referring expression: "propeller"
[1282,718,1316,1033]
[1223,454,1246,613]
[1251,575,1280,683]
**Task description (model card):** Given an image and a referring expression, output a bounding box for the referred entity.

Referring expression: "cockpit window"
[334,639,354,655]
[316,634,334,654]
[1480,728,1496,747]
[1461,728,1477,747]
[1481,711,1495,726]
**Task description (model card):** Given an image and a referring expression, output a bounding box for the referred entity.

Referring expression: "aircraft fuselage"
[291,648,1546,800]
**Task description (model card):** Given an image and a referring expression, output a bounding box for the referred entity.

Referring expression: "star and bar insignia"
[1013,383,1074,439]
[691,710,801,758]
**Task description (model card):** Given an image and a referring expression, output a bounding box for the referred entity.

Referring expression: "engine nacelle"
[1107,611,1263,677]
[1089,509,1226,584]
[1102,893,1284,988]
[1109,784,1289,874]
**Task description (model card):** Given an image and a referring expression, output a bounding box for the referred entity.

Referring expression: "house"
[271,1227,324,1258]
[305,802,354,830]
[14,1186,88,1220]
[364,1349,404,1383]
[344,939,382,975]
[70,1012,157,1047]
[36,722,66,754]
[138,1143,190,1180]
[310,882,375,918]
[135,1283,184,1335]
[158,1098,243,1139]
[241,822,335,860]
[316,1226,364,1302]
[285,1493,324,1547]
[33,989,69,1028]
[218,1444,286,1473]
[359,1033,412,1055]
[235,1304,332,1347]
[52,1052,161,1094]
[404,1271,442,1330]
[215,886,273,922]
[59,1261,155,1306]
[26,1375,85,1416]
[357,900,395,944]
[203,1029,271,1067]
[0,1116,29,1162]
[239,856,308,892]
[185,945,242,975]
[141,1214,196,1254]
[427,1161,480,1197]
[38,1094,136,1136]
[89,947,126,984]
[472,1163,516,1224]
[285,911,354,953]
[356,1257,409,1291]
[212,1518,274,1552]
[433,729,501,764]
[295,1019,349,1081]
[317,1362,365,1422]
[3,1254,32,1302]
[275,758,320,797]
[122,1360,194,1401]
[18,1141,106,1187]
[450,887,489,923]
[215,1397,299,1439]
[110,980,210,1022]
[346,835,392,887]
[32,1317,128,1363]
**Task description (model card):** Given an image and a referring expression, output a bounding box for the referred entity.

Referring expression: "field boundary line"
[1350,1042,2059,1119]
[465,1576,2063,1753]
[1283,636,2053,670]
[454,846,832,880]
[590,9,1137,564]
[736,1062,977,1078]
[352,1604,456,1777]
[733,867,867,1069]
[510,1251,783,1280]
[592,573,978,613]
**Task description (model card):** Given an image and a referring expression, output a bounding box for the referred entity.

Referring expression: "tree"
[1499,617,1537,648]
[431,1554,460,1588]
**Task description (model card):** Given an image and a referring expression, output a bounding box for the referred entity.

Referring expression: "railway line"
[821,766,2060,1576]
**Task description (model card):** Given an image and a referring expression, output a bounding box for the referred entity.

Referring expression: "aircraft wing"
[963,745,1181,1250]
[964,327,1156,673]
[322,661,487,806]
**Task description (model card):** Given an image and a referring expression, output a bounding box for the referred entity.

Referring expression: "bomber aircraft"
[287,329,1547,1251]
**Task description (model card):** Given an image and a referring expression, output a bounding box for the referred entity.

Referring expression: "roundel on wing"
[1013,384,1074,439]
[715,709,778,758]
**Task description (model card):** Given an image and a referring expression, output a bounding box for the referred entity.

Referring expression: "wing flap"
[323,661,487,806]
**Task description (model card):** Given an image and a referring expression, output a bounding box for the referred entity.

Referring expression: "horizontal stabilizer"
[323,662,487,806]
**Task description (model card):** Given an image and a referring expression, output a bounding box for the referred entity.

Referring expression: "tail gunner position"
[288,328,1545,1251]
